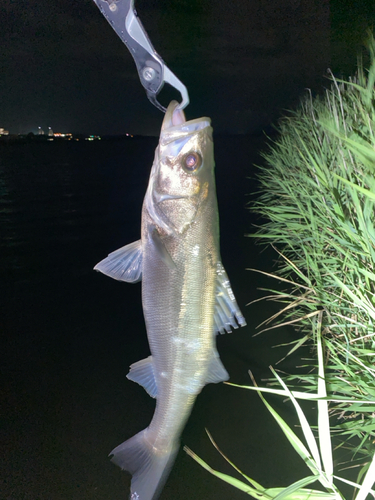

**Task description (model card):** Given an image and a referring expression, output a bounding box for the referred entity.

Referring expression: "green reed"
[249,33,375,470]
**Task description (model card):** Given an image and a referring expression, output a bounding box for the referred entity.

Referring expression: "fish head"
[145,101,215,235]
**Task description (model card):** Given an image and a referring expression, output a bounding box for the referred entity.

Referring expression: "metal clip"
[93,0,189,112]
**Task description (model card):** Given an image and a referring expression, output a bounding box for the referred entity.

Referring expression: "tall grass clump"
[184,34,375,500]
[248,34,375,472]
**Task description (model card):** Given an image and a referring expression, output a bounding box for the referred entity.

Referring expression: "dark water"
[1,137,307,500]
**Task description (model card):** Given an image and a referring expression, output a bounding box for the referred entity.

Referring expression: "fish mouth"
[161,101,187,130]
[160,101,211,142]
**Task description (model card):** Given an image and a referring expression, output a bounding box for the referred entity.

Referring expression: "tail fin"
[109,429,178,500]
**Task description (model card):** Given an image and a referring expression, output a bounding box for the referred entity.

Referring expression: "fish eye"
[182,152,202,172]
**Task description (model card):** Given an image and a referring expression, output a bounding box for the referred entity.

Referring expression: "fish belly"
[141,216,217,451]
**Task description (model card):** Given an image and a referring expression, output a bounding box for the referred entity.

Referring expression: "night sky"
[1,0,375,136]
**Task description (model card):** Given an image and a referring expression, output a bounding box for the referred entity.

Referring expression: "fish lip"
[162,101,185,131]
[162,101,211,134]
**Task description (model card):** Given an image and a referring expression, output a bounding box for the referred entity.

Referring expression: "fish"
[94,100,246,500]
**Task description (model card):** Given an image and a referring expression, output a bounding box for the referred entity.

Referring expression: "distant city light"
[53,133,73,138]
[0,128,132,141]
[85,135,101,141]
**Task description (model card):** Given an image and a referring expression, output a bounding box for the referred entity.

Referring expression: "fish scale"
[94,100,246,500]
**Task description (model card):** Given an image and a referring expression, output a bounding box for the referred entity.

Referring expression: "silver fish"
[94,101,246,500]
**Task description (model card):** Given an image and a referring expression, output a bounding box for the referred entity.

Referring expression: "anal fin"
[126,356,157,398]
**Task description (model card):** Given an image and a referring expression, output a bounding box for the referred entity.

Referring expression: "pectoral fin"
[94,240,142,283]
[205,350,229,384]
[126,356,157,398]
[214,262,246,334]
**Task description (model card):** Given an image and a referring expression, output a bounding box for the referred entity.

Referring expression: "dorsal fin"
[214,262,246,334]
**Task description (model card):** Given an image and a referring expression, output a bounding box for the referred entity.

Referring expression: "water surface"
[1,137,306,500]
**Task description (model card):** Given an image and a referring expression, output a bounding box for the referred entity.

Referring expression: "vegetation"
[185,34,375,500]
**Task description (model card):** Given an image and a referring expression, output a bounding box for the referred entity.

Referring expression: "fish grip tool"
[92,0,189,112]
